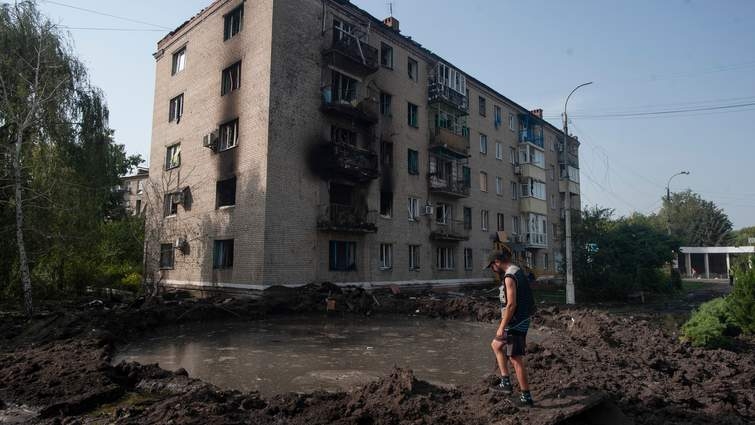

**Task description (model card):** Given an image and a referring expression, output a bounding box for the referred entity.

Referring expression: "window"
[380,42,393,69]
[213,239,234,269]
[380,92,392,116]
[479,96,486,116]
[544,253,549,271]
[464,248,473,271]
[479,171,488,192]
[332,19,354,42]
[407,149,419,175]
[436,247,455,270]
[495,176,503,195]
[481,209,489,231]
[219,118,239,151]
[171,48,186,75]
[408,57,418,81]
[408,197,420,221]
[169,93,184,123]
[479,133,487,154]
[494,105,502,129]
[551,194,557,210]
[331,126,357,146]
[509,147,517,164]
[165,143,181,170]
[379,244,393,270]
[223,5,243,41]
[409,245,420,270]
[550,164,556,181]
[521,179,547,200]
[463,207,472,229]
[332,71,357,103]
[512,216,521,234]
[497,213,505,231]
[508,113,515,131]
[511,181,518,200]
[495,142,502,160]
[435,202,450,224]
[135,199,142,214]
[407,103,418,128]
[381,141,393,168]
[221,61,242,95]
[216,176,237,208]
[160,243,174,269]
[519,145,545,168]
[462,166,471,188]
[380,191,392,217]
[163,193,178,217]
[329,240,356,271]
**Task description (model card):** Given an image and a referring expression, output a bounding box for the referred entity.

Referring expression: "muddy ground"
[1,283,753,424]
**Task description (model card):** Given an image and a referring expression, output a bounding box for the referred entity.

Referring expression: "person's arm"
[497,276,517,335]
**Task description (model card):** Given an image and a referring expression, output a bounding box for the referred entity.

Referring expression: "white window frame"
[408,57,418,81]
[169,93,184,123]
[479,133,487,154]
[495,176,502,195]
[379,243,393,270]
[495,142,502,160]
[219,118,239,151]
[512,215,521,235]
[435,202,450,224]
[171,48,186,75]
[436,247,455,270]
[380,42,394,69]
[511,181,518,200]
[409,244,420,270]
[508,112,515,131]
[408,197,420,221]
[481,209,489,231]
[464,248,473,271]
[165,143,181,170]
[509,147,517,165]
[480,171,488,192]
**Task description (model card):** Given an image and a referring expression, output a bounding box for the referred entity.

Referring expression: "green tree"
[659,190,732,246]
[731,226,755,246]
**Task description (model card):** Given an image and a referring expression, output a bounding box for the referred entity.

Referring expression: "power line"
[41,0,171,30]
[58,25,165,32]
[545,101,755,120]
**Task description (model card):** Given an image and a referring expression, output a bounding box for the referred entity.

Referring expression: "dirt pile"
[1,289,754,424]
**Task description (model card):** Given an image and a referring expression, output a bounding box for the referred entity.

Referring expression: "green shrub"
[670,269,682,291]
[682,297,737,348]
[728,267,755,334]
[119,272,142,294]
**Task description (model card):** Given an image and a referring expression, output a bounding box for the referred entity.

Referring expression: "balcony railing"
[519,130,544,148]
[316,141,379,182]
[323,36,379,77]
[430,219,470,241]
[429,127,469,159]
[321,87,379,125]
[428,83,468,113]
[428,177,470,198]
[317,204,377,233]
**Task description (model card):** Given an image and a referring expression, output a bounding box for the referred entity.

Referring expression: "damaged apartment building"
[147,0,582,290]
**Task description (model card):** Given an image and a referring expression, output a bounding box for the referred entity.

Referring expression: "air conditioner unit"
[514,165,522,175]
[202,130,219,150]
[424,204,434,215]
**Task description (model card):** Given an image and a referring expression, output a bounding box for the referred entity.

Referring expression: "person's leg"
[509,355,529,391]
[490,338,509,376]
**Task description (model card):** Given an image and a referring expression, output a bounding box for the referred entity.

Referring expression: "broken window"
[219,118,239,151]
[216,176,237,208]
[435,203,450,224]
[221,61,242,95]
[171,48,185,75]
[165,143,181,170]
[381,141,393,168]
[223,5,243,41]
[380,42,393,69]
[332,18,354,43]
[213,239,234,269]
[380,191,392,217]
[163,193,178,217]
[331,126,357,146]
[332,71,357,103]
[160,243,174,269]
[329,240,356,271]
[169,93,184,123]
[329,183,353,206]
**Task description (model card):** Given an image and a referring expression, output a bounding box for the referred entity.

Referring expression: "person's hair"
[499,246,513,262]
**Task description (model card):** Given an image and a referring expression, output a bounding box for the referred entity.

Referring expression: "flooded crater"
[114,314,541,396]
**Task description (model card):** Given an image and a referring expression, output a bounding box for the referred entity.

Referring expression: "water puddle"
[114,314,541,396]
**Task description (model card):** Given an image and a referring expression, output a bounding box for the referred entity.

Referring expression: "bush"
[728,267,755,334]
[682,297,737,348]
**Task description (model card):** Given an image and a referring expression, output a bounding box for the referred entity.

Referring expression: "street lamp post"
[666,171,690,236]
[563,82,592,305]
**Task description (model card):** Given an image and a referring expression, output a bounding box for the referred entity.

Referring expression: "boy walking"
[486,250,535,406]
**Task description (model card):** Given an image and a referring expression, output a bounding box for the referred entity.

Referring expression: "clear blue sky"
[36,0,755,229]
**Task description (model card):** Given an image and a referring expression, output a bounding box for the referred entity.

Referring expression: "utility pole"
[665,171,690,236]
[563,82,592,305]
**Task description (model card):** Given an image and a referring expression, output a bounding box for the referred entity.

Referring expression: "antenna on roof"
[388,1,393,17]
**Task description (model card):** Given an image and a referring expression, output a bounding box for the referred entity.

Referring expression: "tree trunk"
[14,130,33,317]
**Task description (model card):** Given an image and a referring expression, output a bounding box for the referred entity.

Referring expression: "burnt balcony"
[429,176,470,198]
[310,141,379,182]
[317,204,377,233]
[323,36,379,77]
[321,89,379,126]
[429,127,469,159]
[428,83,468,114]
[430,220,470,241]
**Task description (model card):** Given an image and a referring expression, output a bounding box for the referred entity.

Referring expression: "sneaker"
[519,391,534,407]
[493,377,513,394]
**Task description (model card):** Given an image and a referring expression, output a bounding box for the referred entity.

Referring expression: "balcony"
[312,141,379,182]
[515,163,546,182]
[525,232,548,248]
[429,127,469,159]
[317,204,377,233]
[430,220,470,241]
[321,88,379,126]
[519,197,548,215]
[322,36,379,77]
[429,177,470,198]
[428,83,469,114]
[519,130,544,149]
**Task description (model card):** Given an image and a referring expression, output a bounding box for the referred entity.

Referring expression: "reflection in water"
[114,315,540,396]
